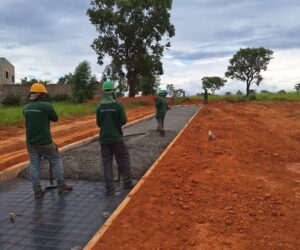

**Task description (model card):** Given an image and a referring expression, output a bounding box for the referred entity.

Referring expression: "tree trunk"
[246,82,250,96]
[127,71,136,97]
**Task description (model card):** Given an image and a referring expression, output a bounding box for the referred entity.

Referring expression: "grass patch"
[190,92,300,102]
[0,99,151,127]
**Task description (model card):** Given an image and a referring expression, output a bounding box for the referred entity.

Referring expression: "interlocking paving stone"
[0,179,129,250]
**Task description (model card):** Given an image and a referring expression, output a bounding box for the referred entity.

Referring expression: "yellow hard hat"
[30,83,48,93]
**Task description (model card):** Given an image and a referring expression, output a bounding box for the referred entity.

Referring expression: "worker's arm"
[96,105,101,128]
[48,104,58,122]
[155,98,162,108]
[119,103,127,126]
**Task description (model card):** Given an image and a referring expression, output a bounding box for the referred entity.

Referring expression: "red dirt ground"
[92,101,300,250]
[0,104,155,171]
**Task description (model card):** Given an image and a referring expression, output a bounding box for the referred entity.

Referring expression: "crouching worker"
[23,83,73,199]
[96,81,133,196]
[155,90,169,137]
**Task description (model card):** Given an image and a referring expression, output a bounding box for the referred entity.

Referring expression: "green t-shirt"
[155,96,168,118]
[96,102,127,144]
[23,101,58,145]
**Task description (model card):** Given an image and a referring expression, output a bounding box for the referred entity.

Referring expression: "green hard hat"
[159,90,165,95]
[102,81,114,91]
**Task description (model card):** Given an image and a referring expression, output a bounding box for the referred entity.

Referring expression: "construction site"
[0,97,299,250]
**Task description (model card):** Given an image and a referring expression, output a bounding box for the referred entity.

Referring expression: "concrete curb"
[0,112,156,182]
[83,105,203,250]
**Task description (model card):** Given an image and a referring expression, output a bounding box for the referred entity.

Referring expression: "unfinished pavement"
[0,105,200,250]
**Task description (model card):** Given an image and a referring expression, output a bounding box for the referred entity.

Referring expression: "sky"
[1,0,300,95]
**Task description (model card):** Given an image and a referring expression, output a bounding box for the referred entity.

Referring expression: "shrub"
[278,90,286,94]
[225,91,232,96]
[260,90,270,93]
[1,94,22,106]
[248,94,256,101]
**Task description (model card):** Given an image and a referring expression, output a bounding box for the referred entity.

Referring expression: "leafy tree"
[278,90,286,94]
[260,90,270,93]
[295,83,300,92]
[57,73,73,84]
[236,90,243,95]
[70,61,98,103]
[225,47,273,96]
[166,84,184,97]
[138,75,160,96]
[87,0,175,97]
[201,76,227,94]
[101,64,128,97]
[21,77,50,85]
[225,91,232,96]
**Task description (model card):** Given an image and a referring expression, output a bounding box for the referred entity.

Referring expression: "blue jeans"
[27,144,65,191]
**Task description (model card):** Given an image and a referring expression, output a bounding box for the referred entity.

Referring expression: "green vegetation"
[87,0,175,97]
[225,47,273,96]
[191,92,300,102]
[0,99,152,127]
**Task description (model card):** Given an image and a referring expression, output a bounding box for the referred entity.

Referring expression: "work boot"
[106,189,120,197]
[58,184,73,194]
[123,181,135,190]
[159,130,165,137]
[34,188,45,199]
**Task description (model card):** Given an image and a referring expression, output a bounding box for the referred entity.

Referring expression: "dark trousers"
[156,117,165,131]
[100,140,131,192]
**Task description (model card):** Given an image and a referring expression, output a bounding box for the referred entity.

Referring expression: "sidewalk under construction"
[0,105,200,250]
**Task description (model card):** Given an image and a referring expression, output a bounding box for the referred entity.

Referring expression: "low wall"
[0,84,102,103]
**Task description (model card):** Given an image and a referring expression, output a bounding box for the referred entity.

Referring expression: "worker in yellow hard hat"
[23,83,73,199]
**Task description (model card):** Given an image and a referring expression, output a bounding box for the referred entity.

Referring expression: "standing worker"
[204,88,208,104]
[96,81,133,196]
[23,83,73,199]
[155,90,169,137]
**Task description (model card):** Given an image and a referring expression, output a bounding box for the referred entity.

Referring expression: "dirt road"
[0,105,154,171]
[93,101,300,250]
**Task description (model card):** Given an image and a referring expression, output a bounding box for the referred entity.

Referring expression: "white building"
[0,58,15,84]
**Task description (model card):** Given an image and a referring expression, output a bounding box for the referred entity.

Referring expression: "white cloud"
[0,0,300,95]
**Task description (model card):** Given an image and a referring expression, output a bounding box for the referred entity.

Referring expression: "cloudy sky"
[1,0,300,95]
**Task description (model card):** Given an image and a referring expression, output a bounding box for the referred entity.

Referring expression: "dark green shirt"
[155,96,168,118]
[23,101,58,145]
[96,102,127,144]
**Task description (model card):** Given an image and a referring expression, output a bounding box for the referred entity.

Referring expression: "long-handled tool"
[45,166,57,189]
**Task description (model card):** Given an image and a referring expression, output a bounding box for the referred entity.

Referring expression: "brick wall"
[0,84,102,104]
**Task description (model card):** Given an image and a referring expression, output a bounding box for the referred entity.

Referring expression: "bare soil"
[92,101,300,250]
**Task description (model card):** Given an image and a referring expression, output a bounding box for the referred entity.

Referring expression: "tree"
[21,77,50,85]
[166,84,184,97]
[70,61,98,103]
[295,83,300,92]
[57,73,73,84]
[138,75,160,96]
[225,47,273,96]
[201,76,227,94]
[225,91,232,96]
[236,90,243,95]
[87,0,175,97]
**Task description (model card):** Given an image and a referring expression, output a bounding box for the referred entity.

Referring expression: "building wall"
[0,84,102,104]
[0,58,15,85]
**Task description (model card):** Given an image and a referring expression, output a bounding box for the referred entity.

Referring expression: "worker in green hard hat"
[155,89,169,137]
[96,81,133,196]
